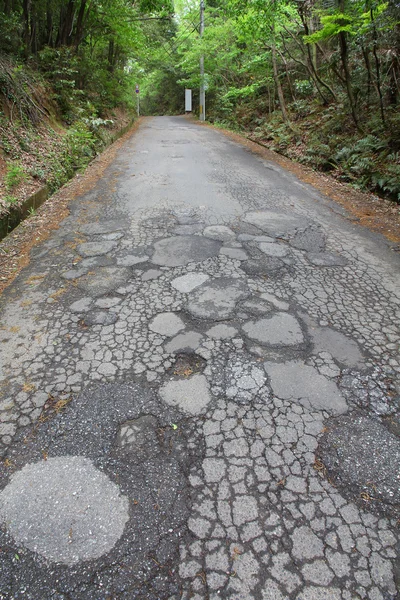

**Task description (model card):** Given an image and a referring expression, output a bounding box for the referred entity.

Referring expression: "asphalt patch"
[0,382,204,599]
[318,413,400,518]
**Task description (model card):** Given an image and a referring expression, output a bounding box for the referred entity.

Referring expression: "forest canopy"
[0,0,400,201]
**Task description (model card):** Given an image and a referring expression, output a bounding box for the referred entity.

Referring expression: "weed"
[27,207,36,216]
[5,162,27,190]
[29,167,45,180]
[3,195,18,205]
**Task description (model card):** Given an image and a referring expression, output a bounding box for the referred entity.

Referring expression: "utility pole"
[199,0,205,121]
[135,84,140,117]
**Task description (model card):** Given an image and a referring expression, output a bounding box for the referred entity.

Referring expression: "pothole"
[169,352,207,378]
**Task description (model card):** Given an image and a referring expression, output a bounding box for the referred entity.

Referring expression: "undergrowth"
[0,55,133,218]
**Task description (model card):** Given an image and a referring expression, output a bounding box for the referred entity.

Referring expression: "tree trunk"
[370,8,385,125]
[362,46,372,107]
[270,32,289,123]
[58,0,75,46]
[338,29,359,127]
[108,38,115,72]
[30,13,37,54]
[74,0,87,50]
[299,14,336,102]
[22,0,31,57]
[4,0,11,17]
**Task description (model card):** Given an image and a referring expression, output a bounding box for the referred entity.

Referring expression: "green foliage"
[304,12,355,44]
[47,120,98,192]
[1,0,399,206]
[294,80,314,98]
[0,13,21,55]
[37,48,79,122]
[29,167,46,180]
[5,162,26,190]
[334,135,386,177]
[3,194,18,205]
[371,164,400,201]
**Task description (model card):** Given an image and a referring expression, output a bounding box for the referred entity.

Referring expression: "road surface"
[0,116,399,600]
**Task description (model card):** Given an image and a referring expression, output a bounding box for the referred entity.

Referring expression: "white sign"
[185,89,192,112]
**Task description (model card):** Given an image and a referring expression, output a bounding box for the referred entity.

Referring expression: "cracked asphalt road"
[0,116,399,600]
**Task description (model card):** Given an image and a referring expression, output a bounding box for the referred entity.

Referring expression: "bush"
[47,120,99,192]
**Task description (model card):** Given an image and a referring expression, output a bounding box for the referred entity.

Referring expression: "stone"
[159,374,212,415]
[0,423,17,436]
[237,234,255,242]
[101,232,124,241]
[264,361,347,415]
[188,517,212,539]
[152,235,221,267]
[179,560,202,578]
[285,475,307,494]
[165,331,203,353]
[202,458,226,483]
[61,268,88,280]
[69,297,92,313]
[220,247,248,261]
[173,224,204,235]
[242,313,304,346]
[318,414,400,517]
[116,254,149,266]
[206,324,238,339]
[260,293,289,311]
[186,277,249,320]
[149,312,185,336]
[302,561,334,585]
[171,272,209,293]
[258,243,289,257]
[233,496,258,526]
[0,456,129,565]
[291,526,324,560]
[240,257,286,278]
[79,256,114,269]
[306,319,365,368]
[78,220,126,234]
[269,553,301,593]
[298,587,342,600]
[94,297,122,309]
[307,252,348,267]
[243,210,308,236]
[31,392,48,408]
[254,235,275,243]
[203,225,236,242]
[118,415,159,451]
[326,550,351,577]
[288,226,326,252]
[98,362,118,376]
[77,267,132,297]
[369,553,396,593]
[142,269,162,281]
[77,241,118,257]
[239,297,273,316]
[262,581,286,600]
[83,311,119,326]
